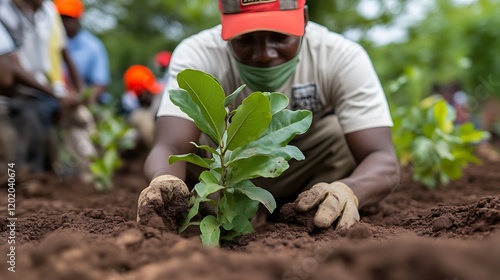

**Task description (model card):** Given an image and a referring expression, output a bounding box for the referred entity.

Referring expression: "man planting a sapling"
[138,0,400,244]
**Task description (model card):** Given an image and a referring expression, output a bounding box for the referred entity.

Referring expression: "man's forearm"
[88,85,107,104]
[339,150,400,208]
[62,49,83,92]
[11,55,55,97]
[14,68,55,97]
[143,145,187,183]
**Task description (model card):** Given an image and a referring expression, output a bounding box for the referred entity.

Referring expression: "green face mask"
[234,55,299,92]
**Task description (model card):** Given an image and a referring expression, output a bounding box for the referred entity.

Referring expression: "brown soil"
[1,141,500,280]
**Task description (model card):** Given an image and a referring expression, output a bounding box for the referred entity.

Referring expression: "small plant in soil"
[387,68,490,188]
[88,104,135,191]
[392,95,489,188]
[168,69,312,246]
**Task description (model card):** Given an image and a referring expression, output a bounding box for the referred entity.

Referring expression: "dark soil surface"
[1,141,499,280]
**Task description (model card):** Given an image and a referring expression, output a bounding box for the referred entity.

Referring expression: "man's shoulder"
[181,25,225,48]
[305,22,365,55]
[76,30,107,51]
[0,21,15,55]
[173,25,227,63]
[78,30,102,42]
[0,0,18,26]
[0,0,23,48]
[0,0,15,12]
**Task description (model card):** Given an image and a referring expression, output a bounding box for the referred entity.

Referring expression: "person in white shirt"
[139,0,400,230]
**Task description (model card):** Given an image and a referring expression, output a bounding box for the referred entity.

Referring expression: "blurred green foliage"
[370,0,500,102]
[80,0,499,187]
[82,0,500,101]
[87,104,135,191]
[392,94,489,188]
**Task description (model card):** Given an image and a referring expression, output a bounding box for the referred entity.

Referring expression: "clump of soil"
[279,201,317,233]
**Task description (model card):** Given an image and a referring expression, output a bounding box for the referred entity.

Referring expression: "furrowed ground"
[1,141,499,280]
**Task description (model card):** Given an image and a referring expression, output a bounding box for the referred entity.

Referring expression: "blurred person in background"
[1,0,97,181]
[0,0,82,174]
[478,98,500,161]
[120,65,164,149]
[433,82,470,125]
[0,21,21,174]
[154,50,172,84]
[54,0,111,105]
[481,98,500,139]
[151,50,172,114]
[432,81,500,160]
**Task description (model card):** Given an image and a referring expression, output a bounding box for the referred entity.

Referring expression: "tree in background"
[369,0,500,114]
[81,0,219,97]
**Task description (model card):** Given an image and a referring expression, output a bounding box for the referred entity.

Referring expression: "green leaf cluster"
[88,105,135,191]
[168,69,312,246]
[392,95,489,188]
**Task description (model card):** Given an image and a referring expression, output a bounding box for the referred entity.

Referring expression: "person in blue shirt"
[54,0,111,105]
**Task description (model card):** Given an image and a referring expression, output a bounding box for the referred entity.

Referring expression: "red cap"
[218,0,306,40]
[124,65,163,96]
[155,51,172,68]
[54,0,85,19]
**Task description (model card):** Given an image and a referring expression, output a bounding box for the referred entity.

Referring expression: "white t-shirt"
[158,22,392,134]
[0,0,63,86]
[0,22,14,56]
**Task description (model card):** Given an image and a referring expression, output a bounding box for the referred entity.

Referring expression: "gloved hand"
[295,182,360,229]
[136,175,190,227]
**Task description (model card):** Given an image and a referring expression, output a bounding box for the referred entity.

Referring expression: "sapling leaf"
[228,144,304,165]
[228,110,311,163]
[433,100,453,133]
[178,196,210,233]
[220,197,237,230]
[222,221,234,231]
[219,191,259,228]
[263,92,289,115]
[195,171,224,198]
[103,150,118,174]
[220,190,259,221]
[441,159,463,180]
[259,110,313,145]
[177,69,227,143]
[226,155,290,185]
[231,215,254,234]
[458,123,490,143]
[226,92,272,150]
[169,153,213,169]
[190,142,219,156]
[234,184,276,213]
[169,89,220,141]
[435,140,454,160]
[200,215,221,247]
[224,84,246,107]
[89,162,105,177]
[200,170,220,184]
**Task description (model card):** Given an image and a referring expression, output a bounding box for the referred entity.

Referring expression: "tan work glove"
[136,175,189,226]
[295,182,360,229]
